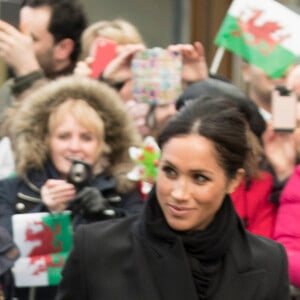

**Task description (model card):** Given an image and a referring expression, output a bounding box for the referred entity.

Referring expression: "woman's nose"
[171,179,190,201]
[68,137,81,150]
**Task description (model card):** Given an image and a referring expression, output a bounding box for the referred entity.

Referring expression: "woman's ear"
[227,168,245,194]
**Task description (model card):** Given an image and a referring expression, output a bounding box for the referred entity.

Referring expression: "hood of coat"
[10,75,142,193]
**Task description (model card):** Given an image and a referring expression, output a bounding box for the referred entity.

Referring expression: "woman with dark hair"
[175,79,277,238]
[56,97,290,300]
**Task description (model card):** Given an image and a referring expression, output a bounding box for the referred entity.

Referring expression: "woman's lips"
[66,156,84,161]
[167,204,194,217]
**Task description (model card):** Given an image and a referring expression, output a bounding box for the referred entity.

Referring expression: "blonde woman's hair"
[48,98,105,141]
[11,75,142,192]
[81,18,144,59]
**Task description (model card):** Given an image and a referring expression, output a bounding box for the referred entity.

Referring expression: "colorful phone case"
[131,48,182,105]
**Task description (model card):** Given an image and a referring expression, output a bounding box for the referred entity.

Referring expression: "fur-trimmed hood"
[10,75,142,193]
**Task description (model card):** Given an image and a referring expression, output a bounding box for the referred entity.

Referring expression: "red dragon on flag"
[25,221,65,276]
[215,0,300,78]
[232,8,290,55]
[12,212,73,287]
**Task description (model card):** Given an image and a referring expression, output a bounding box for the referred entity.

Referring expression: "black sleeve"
[271,243,291,300]
[55,226,87,300]
[112,187,144,217]
[0,178,18,235]
[12,70,44,96]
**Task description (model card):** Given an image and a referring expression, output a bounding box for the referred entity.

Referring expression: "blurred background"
[0,0,299,87]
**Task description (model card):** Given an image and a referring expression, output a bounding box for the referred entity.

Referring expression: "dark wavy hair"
[21,0,87,62]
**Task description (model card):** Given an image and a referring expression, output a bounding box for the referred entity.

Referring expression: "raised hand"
[102,43,145,83]
[41,179,76,213]
[167,41,208,84]
[262,122,297,181]
[0,20,40,76]
[73,56,94,78]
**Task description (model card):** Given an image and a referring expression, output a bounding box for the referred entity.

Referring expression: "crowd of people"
[0,0,299,299]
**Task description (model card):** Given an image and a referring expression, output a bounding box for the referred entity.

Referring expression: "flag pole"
[29,287,36,300]
[209,47,225,75]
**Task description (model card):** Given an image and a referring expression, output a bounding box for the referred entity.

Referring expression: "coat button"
[15,202,25,211]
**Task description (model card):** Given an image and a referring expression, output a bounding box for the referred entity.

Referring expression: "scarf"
[142,187,239,300]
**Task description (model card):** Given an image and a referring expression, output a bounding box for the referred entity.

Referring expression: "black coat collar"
[131,190,264,300]
[132,219,264,300]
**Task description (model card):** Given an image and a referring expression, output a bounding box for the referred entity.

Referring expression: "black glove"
[72,187,116,219]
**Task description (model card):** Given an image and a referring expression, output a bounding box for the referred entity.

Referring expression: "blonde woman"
[0,75,143,237]
[80,18,144,60]
[75,18,144,78]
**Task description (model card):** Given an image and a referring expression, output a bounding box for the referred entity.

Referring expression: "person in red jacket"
[231,171,276,238]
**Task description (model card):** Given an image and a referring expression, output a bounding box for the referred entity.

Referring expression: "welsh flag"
[215,0,300,78]
[12,212,73,287]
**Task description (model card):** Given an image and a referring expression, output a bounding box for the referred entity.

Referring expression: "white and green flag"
[12,212,73,287]
[215,0,300,78]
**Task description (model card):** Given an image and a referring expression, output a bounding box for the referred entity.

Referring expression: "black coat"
[56,213,290,300]
[0,168,144,300]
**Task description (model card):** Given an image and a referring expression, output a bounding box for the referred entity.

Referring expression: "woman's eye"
[162,165,177,178]
[81,134,94,141]
[193,174,208,184]
[57,133,70,140]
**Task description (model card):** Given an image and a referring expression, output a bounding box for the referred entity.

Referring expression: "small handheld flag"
[127,136,160,184]
[215,0,300,78]
[12,212,73,287]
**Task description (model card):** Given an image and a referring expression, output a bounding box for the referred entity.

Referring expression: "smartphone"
[0,0,21,28]
[271,86,297,132]
[90,37,117,79]
[131,47,182,105]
